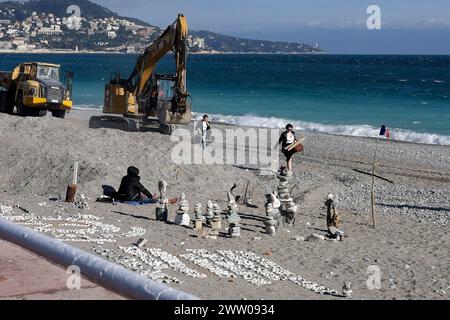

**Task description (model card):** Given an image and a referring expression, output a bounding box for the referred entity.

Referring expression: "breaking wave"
[193,112,450,146]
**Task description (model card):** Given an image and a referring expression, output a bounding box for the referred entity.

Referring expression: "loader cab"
[17,63,60,82]
[36,64,60,82]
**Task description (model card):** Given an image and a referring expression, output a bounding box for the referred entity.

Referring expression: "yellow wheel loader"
[0,62,73,118]
[101,14,191,135]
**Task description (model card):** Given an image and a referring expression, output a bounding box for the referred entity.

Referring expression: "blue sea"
[1,53,449,145]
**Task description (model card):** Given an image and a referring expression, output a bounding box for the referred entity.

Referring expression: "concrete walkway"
[0,240,125,300]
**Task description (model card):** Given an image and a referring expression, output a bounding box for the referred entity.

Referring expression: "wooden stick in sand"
[371,142,377,228]
[65,161,78,203]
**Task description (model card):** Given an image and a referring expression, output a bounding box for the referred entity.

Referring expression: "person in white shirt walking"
[200,115,211,150]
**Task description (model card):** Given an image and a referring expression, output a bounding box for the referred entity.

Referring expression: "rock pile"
[325,194,344,240]
[210,203,222,239]
[174,193,191,227]
[264,190,281,236]
[227,191,241,238]
[74,194,89,210]
[342,281,353,297]
[205,201,214,226]
[194,203,203,231]
[155,180,168,222]
[277,168,297,226]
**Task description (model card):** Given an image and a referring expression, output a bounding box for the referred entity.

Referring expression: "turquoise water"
[1,53,449,144]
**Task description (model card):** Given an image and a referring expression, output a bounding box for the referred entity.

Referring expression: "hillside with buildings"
[0,0,323,53]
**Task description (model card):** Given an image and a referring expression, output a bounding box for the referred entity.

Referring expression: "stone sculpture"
[227,190,241,238]
[174,193,190,226]
[194,203,203,232]
[277,168,297,226]
[155,180,168,222]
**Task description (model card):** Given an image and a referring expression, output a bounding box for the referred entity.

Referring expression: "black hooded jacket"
[117,167,153,201]
[278,131,296,148]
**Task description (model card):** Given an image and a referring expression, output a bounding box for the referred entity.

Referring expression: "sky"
[6,0,450,54]
[90,0,450,54]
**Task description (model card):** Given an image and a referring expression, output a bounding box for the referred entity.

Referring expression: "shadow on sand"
[89,115,162,133]
[377,203,450,212]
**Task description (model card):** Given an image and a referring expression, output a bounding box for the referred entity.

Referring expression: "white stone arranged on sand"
[89,245,340,294]
[0,204,13,216]
[146,248,207,279]
[181,250,236,279]
[240,251,340,295]
[184,249,271,286]
[174,193,191,226]
[217,250,280,282]
[0,204,145,244]
[92,246,180,284]
[121,227,146,238]
[179,249,339,293]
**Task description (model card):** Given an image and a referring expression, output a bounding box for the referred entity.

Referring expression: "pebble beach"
[0,109,449,300]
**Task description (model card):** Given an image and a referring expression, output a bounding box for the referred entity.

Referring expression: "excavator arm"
[129,14,188,98]
[103,14,191,127]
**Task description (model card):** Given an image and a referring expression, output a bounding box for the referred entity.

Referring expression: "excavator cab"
[100,14,192,134]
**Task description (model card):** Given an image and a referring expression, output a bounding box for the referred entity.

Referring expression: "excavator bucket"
[158,108,192,125]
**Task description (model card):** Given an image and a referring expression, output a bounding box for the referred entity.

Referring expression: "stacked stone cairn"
[227,191,241,238]
[155,180,168,222]
[210,203,222,239]
[174,193,191,227]
[204,201,214,226]
[264,187,282,236]
[194,203,203,232]
[277,168,297,226]
[325,194,344,241]
[342,281,353,297]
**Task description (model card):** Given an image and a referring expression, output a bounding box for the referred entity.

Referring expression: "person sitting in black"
[117,166,155,202]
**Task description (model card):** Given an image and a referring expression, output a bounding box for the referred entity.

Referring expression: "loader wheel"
[0,91,7,113]
[0,91,14,114]
[52,110,66,119]
[16,96,30,117]
[159,123,172,135]
[29,109,48,117]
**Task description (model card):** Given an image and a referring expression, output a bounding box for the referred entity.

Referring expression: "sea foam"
[194,112,450,146]
[73,105,449,146]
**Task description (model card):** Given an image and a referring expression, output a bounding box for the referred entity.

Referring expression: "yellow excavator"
[101,14,191,135]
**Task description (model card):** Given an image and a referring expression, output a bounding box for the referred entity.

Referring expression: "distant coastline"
[0,49,327,55]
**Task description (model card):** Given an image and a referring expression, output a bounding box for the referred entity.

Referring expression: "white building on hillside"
[38,25,63,35]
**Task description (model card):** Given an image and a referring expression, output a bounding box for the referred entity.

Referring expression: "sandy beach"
[0,108,448,300]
